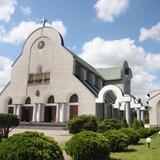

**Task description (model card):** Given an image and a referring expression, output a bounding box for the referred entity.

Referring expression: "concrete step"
[18,122,68,130]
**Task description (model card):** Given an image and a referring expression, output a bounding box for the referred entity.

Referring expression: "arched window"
[8,98,12,105]
[25,97,31,104]
[70,94,78,103]
[48,95,54,103]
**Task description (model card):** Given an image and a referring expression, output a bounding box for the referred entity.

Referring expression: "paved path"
[10,127,72,160]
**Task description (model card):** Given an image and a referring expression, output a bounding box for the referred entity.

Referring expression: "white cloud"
[80,37,160,102]
[20,6,31,15]
[0,20,67,44]
[0,56,13,91]
[0,0,17,22]
[139,22,160,42]
[94,0,129,22]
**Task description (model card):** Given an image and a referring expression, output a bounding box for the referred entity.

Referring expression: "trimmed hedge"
[137,128,160,138]
[131,119,144,130]
[119,128,140,145]
[67,115,98,134]
[65,131,110,160]
[103,130,129,151]
[0,131,64,160]
[98,119,122,133]
[0,113,19,138]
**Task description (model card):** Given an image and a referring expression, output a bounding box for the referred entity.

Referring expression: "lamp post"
[146,137,151,149]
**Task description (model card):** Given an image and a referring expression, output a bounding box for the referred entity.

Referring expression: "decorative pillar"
[137,108,141,120]
[32,104,37,122]
[104,103,108,119]
[125,102,130,124]
[13,105,17,114]
[140,110,144,121]
[41,104,44,122]
[36,104,41,122]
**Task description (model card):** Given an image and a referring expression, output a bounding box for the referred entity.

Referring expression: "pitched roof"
[97,67,122,80]
[64,47,103,78]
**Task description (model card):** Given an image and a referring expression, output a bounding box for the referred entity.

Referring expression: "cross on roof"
[41,17,47,27]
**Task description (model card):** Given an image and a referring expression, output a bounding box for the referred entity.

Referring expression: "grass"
[111,133,160,160]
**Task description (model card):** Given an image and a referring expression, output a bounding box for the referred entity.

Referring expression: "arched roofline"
[12,26,64,67]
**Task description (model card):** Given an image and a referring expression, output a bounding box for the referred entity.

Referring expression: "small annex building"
[0,25,143,124]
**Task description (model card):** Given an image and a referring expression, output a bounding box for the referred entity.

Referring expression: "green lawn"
[111,133,160,160]
[60,133,160,160]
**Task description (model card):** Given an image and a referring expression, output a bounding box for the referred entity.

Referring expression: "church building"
[0,23,143,124]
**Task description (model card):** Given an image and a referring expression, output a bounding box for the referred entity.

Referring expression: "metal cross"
[41,17,47,27]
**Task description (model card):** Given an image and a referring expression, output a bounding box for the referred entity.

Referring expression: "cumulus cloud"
[80,37,160,102]
[0,20,67,44]
[20,6,31,15]
[0,56,13,91]
[0,0,17,22]
[94,0,129,22]
[139,22,160,42]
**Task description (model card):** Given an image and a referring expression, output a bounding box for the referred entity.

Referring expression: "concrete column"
[59,103,65,123]
[140,110,144,121]
[137,108,141,120]
[56,104,59,122]
[16,104,21,119]
[36,104,41,122]
[32,104,37,122]
[13,105,16,114]
[41,104,44,122]
[125,102,130,124]
[104,103,108,119]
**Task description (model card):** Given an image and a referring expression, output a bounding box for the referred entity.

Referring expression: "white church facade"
[0,25,144,124]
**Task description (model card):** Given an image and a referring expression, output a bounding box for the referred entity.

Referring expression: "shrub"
[98,119,122,133]
[131,118,144,130]
[119,128,140,145]
[0,131,64,160]
[0,114,19,138]
[0,133,2,143]
[103,130,129,151]
[121,118,128,128]
[65,131,110,160]
[137,128,160,138]
[67,115,98,134]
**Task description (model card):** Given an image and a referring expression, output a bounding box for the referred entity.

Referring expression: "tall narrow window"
[25,97,31,104]
[48,95,54,103]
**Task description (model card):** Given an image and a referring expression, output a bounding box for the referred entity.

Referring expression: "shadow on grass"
[123,148,137,152]
[111,158,122,160]
[136,142,145,146]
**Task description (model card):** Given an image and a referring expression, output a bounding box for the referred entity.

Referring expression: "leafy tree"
[0,114,19,138]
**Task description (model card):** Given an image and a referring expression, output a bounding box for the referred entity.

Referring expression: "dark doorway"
[44,106,56,122]
[8,107,14,114]
[70,105,78,119]
[21,107,33,122]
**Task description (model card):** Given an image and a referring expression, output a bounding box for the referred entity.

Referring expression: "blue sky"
[0,0,160,102]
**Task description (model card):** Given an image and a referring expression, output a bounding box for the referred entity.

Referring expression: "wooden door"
[8,107,14,114]
[70,105,78,119]
[44,106,56,122]
[21,107,33,122]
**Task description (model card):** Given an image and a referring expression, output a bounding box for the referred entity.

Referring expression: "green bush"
[137,128,160,138]
[121,118,128,128]
[0,114,19,138]
[119,128,140,145]
[65,131,110,160]
[131,118,144,130]
[67,115,98,134]
[103,130,129,151]
[0,131,64,160]
[0,133,2,142]
[98,119,122,133]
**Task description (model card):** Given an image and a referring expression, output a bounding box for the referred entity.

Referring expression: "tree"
[0,114,19,138]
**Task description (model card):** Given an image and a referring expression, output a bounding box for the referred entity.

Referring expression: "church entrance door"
[70,105,78,119]
[8,107,14,114]
[21,107,33,122]
[44,106,56,122]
